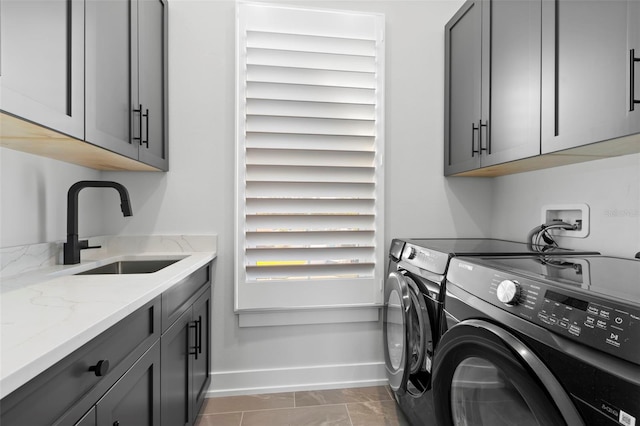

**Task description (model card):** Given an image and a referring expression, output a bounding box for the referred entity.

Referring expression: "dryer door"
[383,271,412,392]
[432,319,584,426]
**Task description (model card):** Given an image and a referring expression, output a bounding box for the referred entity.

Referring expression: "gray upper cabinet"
[0,0,85,140]
[86,0,168,170]
[444,0,482,175]
[542,0,640,153]
[480,0,541,167]
[445,0,541,176]
[137,0,169,170]
[85,0,138,159]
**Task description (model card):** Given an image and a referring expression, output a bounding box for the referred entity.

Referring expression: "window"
[235,3,385,315]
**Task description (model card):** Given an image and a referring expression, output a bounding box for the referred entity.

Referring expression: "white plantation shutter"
[235,3,385,313]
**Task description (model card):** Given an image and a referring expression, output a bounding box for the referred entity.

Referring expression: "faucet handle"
[78,240,102,250]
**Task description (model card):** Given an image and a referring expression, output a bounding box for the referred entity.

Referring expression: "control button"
[497,280,521,305]
[584,317,595,328]
[606,333,621,348]
[614,316,624,325]
[596,320,607,330]
[559,320,569,329]
[599,310,611,319]
[569,325,581,336]
[587,306,599,315]
[548,317,558,325]
[538,313,549,323]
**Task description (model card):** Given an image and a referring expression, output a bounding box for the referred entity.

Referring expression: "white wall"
[490,153,640,258]
[101,0,494,395]
[0,148,106,248]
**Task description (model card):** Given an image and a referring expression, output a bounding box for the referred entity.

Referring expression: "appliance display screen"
[545,290,588,311]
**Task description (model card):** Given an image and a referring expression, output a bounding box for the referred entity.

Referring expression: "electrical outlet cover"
[541,203,590,238]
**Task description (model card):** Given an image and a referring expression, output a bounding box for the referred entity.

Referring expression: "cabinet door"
[75,407,96,426]
[192,290,211,416]
[444,0,482,175]
[85,0,138,159]
[161,309,193,426]
[137,0,169,170]
[480,0,541,167]
[630,0,640,134]
[96,342,161,426]
[0,0,84,139]
[542,0,635,153]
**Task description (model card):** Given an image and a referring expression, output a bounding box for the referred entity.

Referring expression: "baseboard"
[205,361,388,397]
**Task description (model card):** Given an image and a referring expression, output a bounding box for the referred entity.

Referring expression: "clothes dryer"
[435,255,640,426]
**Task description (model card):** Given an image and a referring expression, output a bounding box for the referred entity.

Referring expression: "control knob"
[496,280,521,305]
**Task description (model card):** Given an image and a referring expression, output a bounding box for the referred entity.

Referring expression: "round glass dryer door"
[383,272,410,392]
[433,321,574,426]
[450,357,542,425]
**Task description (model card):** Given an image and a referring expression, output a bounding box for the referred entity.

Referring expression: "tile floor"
[195,386,410,426]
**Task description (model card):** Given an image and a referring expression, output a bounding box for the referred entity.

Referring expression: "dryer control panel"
[447,258,640,366]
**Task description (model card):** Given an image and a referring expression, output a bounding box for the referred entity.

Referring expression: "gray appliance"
[435,255,640,425]
[383,238,599,425]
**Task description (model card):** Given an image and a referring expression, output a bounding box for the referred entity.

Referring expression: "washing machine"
[434,255,640,425]
[383,239,599,425]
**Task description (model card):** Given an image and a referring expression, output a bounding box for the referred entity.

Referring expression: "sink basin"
[75,259,181,275]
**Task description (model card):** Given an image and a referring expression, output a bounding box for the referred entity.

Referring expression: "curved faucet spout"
[64,181,133,265]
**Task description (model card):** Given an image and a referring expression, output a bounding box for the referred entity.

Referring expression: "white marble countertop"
[0,235,217,399]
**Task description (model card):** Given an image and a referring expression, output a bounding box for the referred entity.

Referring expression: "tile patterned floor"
[195,386,410,426]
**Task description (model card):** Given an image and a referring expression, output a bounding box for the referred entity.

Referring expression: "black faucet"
[64,181,133,265]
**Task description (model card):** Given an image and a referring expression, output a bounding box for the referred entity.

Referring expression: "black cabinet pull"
[133,105,143,144]
[471,122,479,157]
[631,49,640,111]
[88,359,110,377]
[189,321,198,359]
[142,108,149,148]
[479,120,488,154]
[197,315,203,355]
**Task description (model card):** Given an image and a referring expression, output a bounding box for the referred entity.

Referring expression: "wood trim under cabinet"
[0,112,160,171]
[450,133,640,177]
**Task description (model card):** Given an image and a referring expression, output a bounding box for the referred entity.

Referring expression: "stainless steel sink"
[75,259,181,275]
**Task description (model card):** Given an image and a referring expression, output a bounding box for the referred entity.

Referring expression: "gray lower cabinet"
[0,297,160,426]
[161,271,212,426]
[0,263,213,426]
[444,0,541,175]
[0,0,85,139]
[191,290,211,414]
[541,0,640,153]
[75,407,97,426]
[95,342,161,426]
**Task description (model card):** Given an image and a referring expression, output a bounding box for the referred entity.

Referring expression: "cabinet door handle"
[197,315,203,355]
[479,120,488,154]
[189,320,199,359]
[471,122,480,157]
[631,49,640,111]
[88,359,110,377]
[132,105,143,144]
[142,108,150,148]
